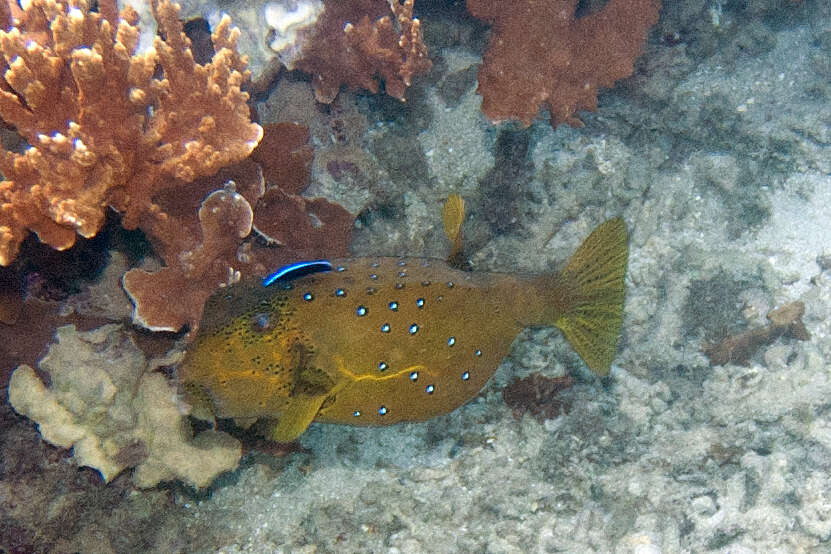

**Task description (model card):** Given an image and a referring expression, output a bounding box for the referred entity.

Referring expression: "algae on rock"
[8,324,241,489]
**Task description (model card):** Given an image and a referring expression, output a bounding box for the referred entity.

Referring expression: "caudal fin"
[554,218,628,375]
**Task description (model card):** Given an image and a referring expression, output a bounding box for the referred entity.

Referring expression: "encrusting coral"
[467,0,661,127]
[8,324,241,488]
[0,0,262,265]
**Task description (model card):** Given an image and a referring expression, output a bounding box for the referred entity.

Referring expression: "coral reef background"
[3,0,831,552]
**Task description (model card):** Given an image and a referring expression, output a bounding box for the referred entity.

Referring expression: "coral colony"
[2,0,660,488]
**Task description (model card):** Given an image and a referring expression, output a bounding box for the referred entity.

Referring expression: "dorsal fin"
[442,194,470,270]
[263,260,333,286]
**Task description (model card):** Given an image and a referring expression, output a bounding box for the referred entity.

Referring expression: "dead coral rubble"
[703,301,811,366]
[467,0,661,127]
[502,374,575,423]
[0,0,262,265]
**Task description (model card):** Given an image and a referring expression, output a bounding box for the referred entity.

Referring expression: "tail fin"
[554,218,628,375]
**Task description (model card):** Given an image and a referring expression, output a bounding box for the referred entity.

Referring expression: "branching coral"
[121,122,354,333]
[0,0,262,265]
[0,1,353,334]
[291,0,431,103]
[467,0,661,127]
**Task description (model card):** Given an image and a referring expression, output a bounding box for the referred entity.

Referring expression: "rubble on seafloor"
[3,0,831,552]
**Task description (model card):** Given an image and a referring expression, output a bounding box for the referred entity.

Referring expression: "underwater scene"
[0,0,829,552]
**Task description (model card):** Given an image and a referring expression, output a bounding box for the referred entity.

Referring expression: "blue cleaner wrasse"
[179,216,628,442]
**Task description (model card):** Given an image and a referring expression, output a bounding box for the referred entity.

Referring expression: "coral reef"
[7,324,241,488]
[703,301,810,366]
[293,0,431,103]
[121,122,353,333]
[0,0,352,334]
[0,0,262,265]
[0,400,192,552]
[467,0,661,127]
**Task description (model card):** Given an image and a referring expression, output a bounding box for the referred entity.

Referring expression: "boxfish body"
[179,218,628,442]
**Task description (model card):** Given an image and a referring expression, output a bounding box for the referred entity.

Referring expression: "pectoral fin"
[271,394,328,442]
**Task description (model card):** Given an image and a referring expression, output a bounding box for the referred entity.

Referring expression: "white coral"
[8,324,241,488]
[264,0,324,69]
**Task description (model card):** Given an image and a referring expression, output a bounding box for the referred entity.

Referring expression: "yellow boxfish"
[179,217,628,442]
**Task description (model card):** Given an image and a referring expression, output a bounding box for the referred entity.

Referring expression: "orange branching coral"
[122,123,353,333]
[466,0,661,128]
[0,0,262,265]
[295,0,431,103]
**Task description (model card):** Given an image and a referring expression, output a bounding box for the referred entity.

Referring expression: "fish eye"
[250,313,273,333]
[447,336,456,346]
[369,273,378,280]
[475,349,482,357]
[388,301,399,311]
[425,384,435,394]
[416,298,425,308]
[409,371,418,381]
[356,306,368,316]
[353,410,361,417]
[408,324,419,335]
[378,361,388,371]
[335,288,346,297]
[381,323,391,333]
[378,406,388,415]
[303,292,314,301]
[461,371,470,381]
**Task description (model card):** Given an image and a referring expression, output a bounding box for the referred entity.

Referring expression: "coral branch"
[467,0,661,127]
[122,123,353,333]
[292,0,431,103]
[0,0,262,265]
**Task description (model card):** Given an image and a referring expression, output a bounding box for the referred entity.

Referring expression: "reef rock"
[8,324,241,489]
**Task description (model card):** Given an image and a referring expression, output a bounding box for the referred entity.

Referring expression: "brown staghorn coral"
[0,0,262,266]
[294,0,431,103]
[466,0,661,127]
